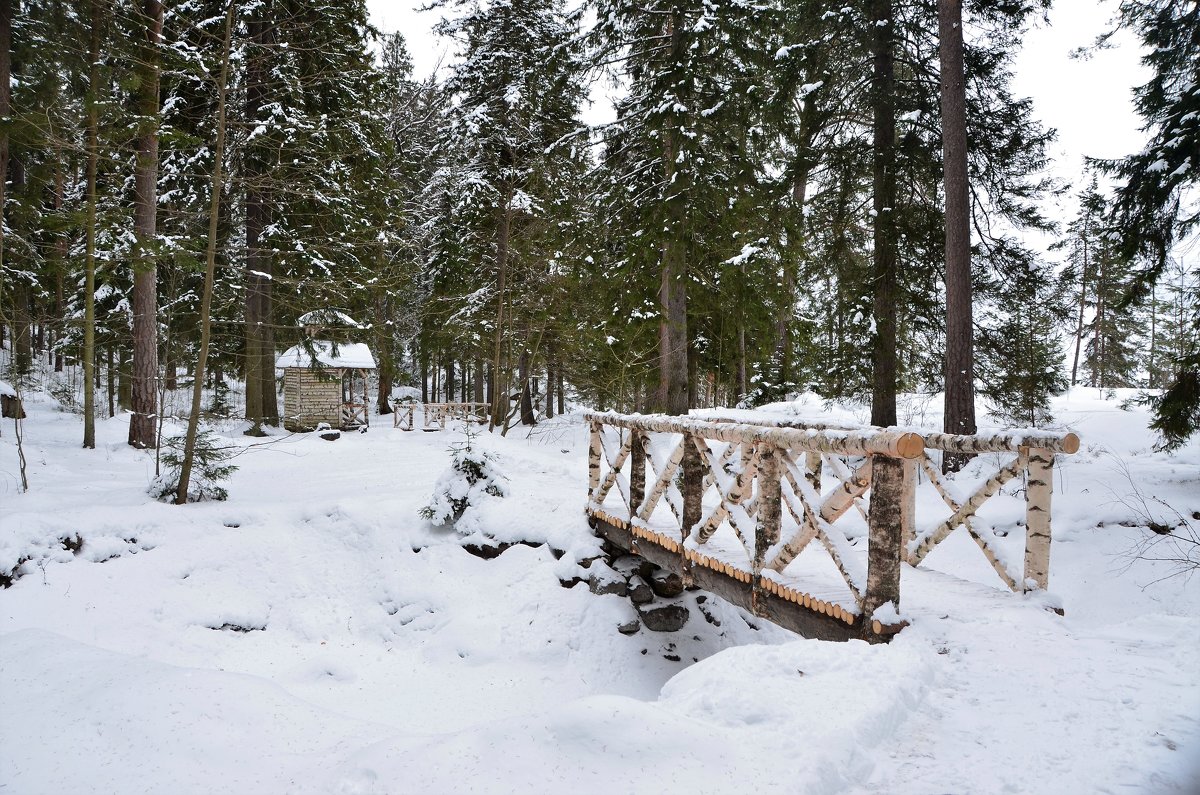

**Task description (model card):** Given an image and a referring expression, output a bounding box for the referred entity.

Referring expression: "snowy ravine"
[1,390,1198,794]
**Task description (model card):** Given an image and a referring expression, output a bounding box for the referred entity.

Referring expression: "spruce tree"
[1099,1,1200,447]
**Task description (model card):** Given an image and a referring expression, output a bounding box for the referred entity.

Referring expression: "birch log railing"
[584,411,1079,642]
[392,401,416,431]
[424,402,490,430]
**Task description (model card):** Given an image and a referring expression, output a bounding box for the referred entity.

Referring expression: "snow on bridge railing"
[584,411,1079,641]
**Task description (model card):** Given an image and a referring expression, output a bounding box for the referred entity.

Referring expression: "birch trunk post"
[862,454,904,637]
[587,421,602,504]
[682,433,703,533]
[752,443,782,615]
[901,457,918,546]
[629,430,646,517]
[176,0,235,504]
[1023,447,1054,591]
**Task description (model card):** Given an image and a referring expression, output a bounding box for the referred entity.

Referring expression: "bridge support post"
[629,430,646,516]
[863,454,905,639]
[588,421,602,502]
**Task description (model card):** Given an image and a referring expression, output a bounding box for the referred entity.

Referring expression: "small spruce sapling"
[420,424,508,534]
[150,430,238,502]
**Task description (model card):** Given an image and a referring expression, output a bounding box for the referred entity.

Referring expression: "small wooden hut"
[276,311,376,432]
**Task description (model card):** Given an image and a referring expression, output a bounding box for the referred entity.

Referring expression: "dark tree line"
[2,0,1197,456]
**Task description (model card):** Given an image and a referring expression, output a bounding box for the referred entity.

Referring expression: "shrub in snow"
[420,432,508,533]
[149,430,238,503]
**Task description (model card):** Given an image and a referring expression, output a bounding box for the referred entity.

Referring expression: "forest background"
[2,0,1197,468]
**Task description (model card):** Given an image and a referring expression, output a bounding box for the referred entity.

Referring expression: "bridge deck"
[588,508,902,642]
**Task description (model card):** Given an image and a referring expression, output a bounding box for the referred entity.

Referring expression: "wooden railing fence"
[585,411,1078,640]
[393,402,490,431]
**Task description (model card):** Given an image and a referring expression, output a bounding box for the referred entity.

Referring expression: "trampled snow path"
[1,390,1198,794]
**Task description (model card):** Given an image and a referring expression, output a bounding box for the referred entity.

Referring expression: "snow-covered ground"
[1,388,1197,794]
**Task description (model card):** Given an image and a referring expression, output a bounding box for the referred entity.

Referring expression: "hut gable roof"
[297,309,361,329]
[276,341,376,370]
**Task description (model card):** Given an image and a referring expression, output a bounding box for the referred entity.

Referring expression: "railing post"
[1023,447,1053,591]
[629,429,646,519]
[588,421,602,504]
[752,442,781,615]
[682,432,703,535]
[805,451,822,491]
[901,457,918,550]
[863,454,904,638]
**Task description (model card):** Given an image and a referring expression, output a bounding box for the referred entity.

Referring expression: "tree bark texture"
[519,348,534,425]
[0,0,8,286]
[129,0,163,449]
[544,340,554,419]
[489,200,512,430]
[659,9,689,417]
[862,454,904,632]
[374,290,393,415]
[1070,226,1090,386]
[870,0,898,428]
[939,0,976,472]
[243,10,273,434]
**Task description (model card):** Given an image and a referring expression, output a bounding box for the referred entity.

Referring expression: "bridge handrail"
[583,411,924,459]
[693,412,1080,454]
[583,410,1079,640]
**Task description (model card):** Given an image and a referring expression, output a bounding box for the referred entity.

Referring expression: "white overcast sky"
[365,0,1150,226]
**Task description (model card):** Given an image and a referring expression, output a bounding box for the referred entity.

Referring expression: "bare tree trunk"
[557,368,564,415]
[940,0,975,472]
[117,347,132,410]
[1070,224,1090,387]
[374,285,393,415]
[0,0,8,363]
[54,160,66,372]
[128,0,162,449]
[519,347,534,425]
[261,278,277,424]
[659,9,689,418]
[9,152,31,376]
[473,357,484,404]
[177,0,234,504]
[489,200,512,430]
[544,345,554,419]
[420,354,428,403]
[870,0,898,429]
[106,346,115,418]
[243,10,270,436]
[1148,283,1157,389]
[1095,245,1107,389]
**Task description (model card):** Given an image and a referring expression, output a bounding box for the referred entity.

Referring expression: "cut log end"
[1061,433,1080,454]
[895,432,925,459]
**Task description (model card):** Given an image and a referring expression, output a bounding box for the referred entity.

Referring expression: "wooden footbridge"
[585,412,1079,642]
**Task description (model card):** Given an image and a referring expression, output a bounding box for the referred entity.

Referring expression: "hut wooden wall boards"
[276,341,376,431]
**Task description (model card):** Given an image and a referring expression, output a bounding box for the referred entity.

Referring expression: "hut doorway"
[341,369,369,428]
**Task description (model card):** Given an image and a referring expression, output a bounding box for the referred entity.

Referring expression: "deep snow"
[1,388,1197,794]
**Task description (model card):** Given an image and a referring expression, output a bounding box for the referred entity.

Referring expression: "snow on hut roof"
[297,309,361,328]
[0,380,16,398]
[276,341,376,370]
